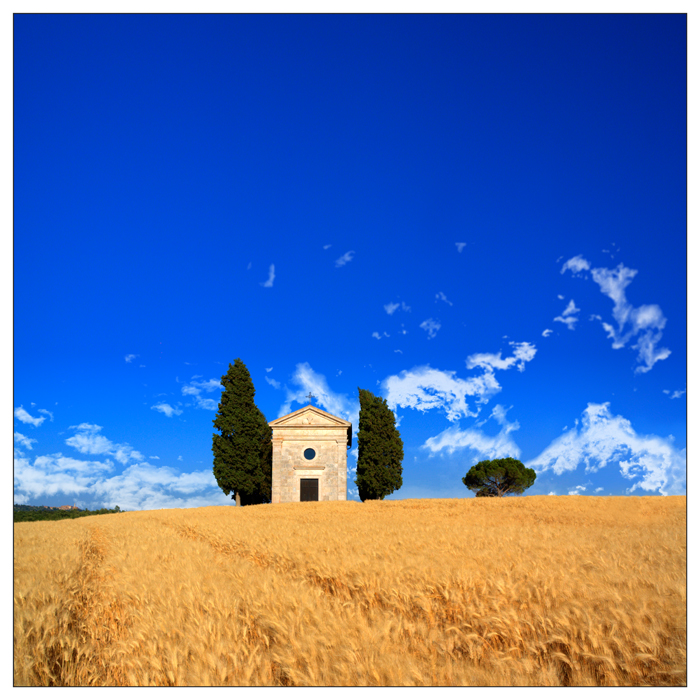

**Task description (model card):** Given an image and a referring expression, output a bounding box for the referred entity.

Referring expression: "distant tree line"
[13,505,122,523]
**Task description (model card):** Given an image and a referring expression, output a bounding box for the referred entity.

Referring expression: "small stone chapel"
[268,405,352,503]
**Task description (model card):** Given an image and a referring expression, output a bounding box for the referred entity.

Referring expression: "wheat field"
[13,495,686,686]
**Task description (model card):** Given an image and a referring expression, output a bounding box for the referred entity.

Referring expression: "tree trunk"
[235,491,241,507]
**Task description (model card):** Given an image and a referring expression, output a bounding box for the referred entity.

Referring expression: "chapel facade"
[268,405,352,503]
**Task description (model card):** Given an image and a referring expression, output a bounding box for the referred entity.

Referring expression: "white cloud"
[372,332,389,340]
[382,366,500,422]
[66,427,113,455]
[90,463,232,511]
[663,388,686,400]
[14,452,116,504]
[261,264,275,288]
[65,424,144,465]
[560,255,591,275]
[568,485,587,495]
[542,329,553,337]
[265,367,273,372]
[590,264,671,370]
[466,341,537,373]
[561,300,579,316]
[181,377,222,410]
[149,456,160,460]
[383,343,537,424]
[193,378,221,391]
[323,244,332,250]
[423,425,519,458]
[151,403,183,417]
[384,302,410,315]
[335,251,355,267]
[553,299,580,330]
[436,292,453,306]
[178,456,183,461]
[420,318,441,339]
[14,432,37,450]
[38,409,54,421]
[279,362,360,431]
[423,404,521,459]
[526,403,686,496]
[265,376,281,389]
[70,422,101,431]
[456,242,466,253]
[564,261,671,373]
[630,324,671,374]
[125,354,137,363]
[14,451,232,511]
[595,487,604,493]
[14,406,46,427]
[182,378,221,395]
[557,294,565,300]
[384,302,400,315]
[394,349,403,354]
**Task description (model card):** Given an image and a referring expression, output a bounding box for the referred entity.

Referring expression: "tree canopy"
[212,359,272,506]
[462,457,536,497]
[355,388,404,501]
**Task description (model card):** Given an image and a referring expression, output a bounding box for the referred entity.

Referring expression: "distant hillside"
[13,504,122,522]
[14,504,82,512]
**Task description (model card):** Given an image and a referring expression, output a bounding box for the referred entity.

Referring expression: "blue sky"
[13,14,686,510]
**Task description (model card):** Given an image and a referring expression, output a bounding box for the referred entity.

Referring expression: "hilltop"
[14,496,686,686]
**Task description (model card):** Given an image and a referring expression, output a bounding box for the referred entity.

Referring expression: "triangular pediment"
[269,404,351,429]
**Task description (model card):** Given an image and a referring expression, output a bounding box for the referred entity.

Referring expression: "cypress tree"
[355,388,404,501]
[212,359,272,506]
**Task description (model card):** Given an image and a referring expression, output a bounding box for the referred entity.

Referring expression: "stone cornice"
[269,404,352,448]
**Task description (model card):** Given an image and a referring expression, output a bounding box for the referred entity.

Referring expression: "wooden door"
[300,478,318,502]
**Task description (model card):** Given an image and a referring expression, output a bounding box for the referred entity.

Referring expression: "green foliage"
[355,388,404,501]
[13,505,123,522]
[462,457,536,497]
[212,358,272,506]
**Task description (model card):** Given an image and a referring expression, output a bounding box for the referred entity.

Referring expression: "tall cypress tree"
[212,359,272,506]
[355,388,404,501]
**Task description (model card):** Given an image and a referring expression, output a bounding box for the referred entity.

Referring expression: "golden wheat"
[13,495,686,686]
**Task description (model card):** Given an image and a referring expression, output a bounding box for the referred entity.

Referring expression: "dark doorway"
[300,478,318,502]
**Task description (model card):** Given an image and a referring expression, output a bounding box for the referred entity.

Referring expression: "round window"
[304,448,316,460]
